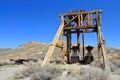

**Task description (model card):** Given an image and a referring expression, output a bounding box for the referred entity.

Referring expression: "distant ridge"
[0,41,119,61]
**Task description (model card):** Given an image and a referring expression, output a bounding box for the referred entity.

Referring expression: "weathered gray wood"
[82,30,85,60]
[41,16,64,66]
[97,26,110,71]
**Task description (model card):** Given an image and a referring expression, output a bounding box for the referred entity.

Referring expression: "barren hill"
[0,41,119,61]
[0,41,61,61]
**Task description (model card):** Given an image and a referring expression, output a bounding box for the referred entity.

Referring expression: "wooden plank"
[82,30,85,60]
[78,14,80,26]
[61,30,65,64]
[77,30,80,52]
[97,26,110,71]
[71,29,96,33]
[59,10,102,16]
[90,12,93,25]
[64,15,78,27]
[66,30,71,63]
[87,13,90,25]
[81,12,83,26]
[64,25,95,30]
[41,17,64,66]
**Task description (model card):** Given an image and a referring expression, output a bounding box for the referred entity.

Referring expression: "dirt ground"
[0,65,24,80]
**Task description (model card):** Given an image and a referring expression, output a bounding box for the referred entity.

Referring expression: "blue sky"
[0,0,120,48]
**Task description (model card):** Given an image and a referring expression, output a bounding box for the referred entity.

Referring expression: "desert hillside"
[0,41,61,61]
[0,41,119,62]
[0,41,120,80]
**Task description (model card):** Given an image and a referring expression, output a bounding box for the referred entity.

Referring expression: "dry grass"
[13,61,120,80]
[13,62,63,80]
[80,67,109,80]
[0,60,15,66]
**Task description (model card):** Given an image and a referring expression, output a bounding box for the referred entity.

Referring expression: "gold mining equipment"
[41,10,110,71]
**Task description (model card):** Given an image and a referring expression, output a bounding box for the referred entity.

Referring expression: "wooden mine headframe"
[41,10,110,71]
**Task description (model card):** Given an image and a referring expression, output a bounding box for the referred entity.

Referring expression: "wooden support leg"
[67,30,71,63]
[82,30,85,60]
[61,31,65,64]
[41,16,64,66]
[77,31,80,52]
[97,32,102,61]
[97,26,110,71]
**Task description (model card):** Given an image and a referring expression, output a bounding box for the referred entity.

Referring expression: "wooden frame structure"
[41,10,110,71]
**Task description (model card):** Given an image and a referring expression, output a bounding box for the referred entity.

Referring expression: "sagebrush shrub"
[80,67,109,80]
[14,63,62,80]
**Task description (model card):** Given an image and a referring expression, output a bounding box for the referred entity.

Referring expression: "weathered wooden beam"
[80,12,84,26]
[66,30,71,63]
[90,12,93,25]
[71,29,96,33]
[97,26,110,71]
[77,30,80,52]
[64,15,78,27]
[82,30,85,60]
[87,13,90,25]
[61,30,65,64]
[64,25,96,30]
[41,16,64,66]
[59,10,102,16]
[78,14,80,26]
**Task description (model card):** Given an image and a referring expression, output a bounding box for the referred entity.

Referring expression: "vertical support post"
[77,31,80,52]
[97,11,110,71]
[78,13,80,26]
[82,30,85,60]
[78,12,81,52]
[61,30,65,64]
[97,31,101,60]
[70,31,72,51]
[67,30,71,63]
[90,12,92,25]
[97,11,102,61]
[87,13,90,25]
[81,12,83,26]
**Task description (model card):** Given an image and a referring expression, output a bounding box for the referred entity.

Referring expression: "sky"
[0,0,120,48]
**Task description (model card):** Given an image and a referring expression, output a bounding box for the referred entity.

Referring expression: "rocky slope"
[0,41,119,61]
[0,41,61,61]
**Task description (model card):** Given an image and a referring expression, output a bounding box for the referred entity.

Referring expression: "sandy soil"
[0,65,24,80]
